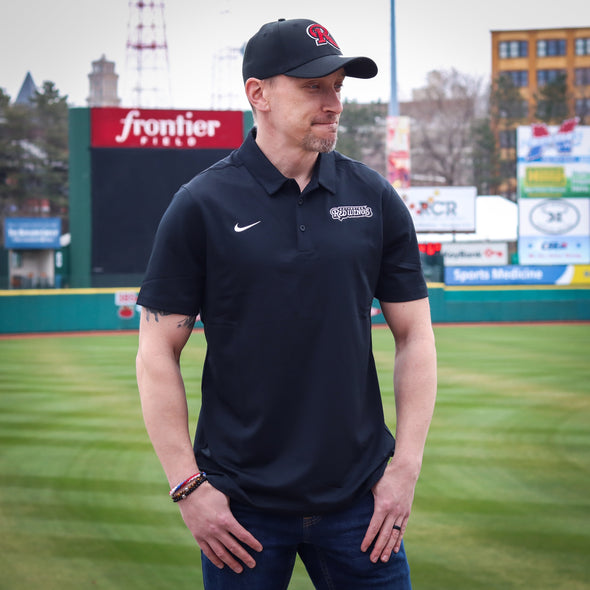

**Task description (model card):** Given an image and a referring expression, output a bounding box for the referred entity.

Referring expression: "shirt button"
[299,224,306,232]
[298,198,304,205]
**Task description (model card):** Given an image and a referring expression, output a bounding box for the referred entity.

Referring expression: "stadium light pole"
[389,0,399,117]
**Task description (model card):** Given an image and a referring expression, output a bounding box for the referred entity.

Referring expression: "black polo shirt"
[138,129,427,513]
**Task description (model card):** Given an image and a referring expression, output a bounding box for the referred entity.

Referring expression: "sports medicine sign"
[91,108,244,149]
[445,264,590,286]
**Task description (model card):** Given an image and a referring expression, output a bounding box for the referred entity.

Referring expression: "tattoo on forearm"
[144,308,171,323]
[144,308,197,330]
[178,315,197,330]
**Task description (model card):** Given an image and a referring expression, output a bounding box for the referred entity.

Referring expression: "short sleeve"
[137,186,206,315]
[374,186,428,303]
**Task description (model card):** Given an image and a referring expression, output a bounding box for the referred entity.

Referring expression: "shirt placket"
[295,186,316,253]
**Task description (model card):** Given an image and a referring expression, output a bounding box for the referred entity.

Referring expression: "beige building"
[491,27,590,197]
[491,26,590,122]
[87,55,121,107]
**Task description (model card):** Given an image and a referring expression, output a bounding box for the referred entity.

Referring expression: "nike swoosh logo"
[234,221,261,233]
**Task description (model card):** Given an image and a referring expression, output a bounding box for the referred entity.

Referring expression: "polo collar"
[237,128,337,196]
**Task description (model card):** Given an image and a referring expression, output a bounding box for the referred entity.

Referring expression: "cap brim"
[285,55,378,79]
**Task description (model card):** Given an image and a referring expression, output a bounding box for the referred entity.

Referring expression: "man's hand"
[178,482,263,573]
[360,461,419,563]
[362,297,436,564]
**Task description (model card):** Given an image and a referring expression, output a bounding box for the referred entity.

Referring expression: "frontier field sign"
[69,107,245,287]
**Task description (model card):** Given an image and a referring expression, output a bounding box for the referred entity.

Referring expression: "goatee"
[302,134,337,154]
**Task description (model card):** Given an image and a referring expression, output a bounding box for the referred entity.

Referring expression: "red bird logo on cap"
[306,23,339,49]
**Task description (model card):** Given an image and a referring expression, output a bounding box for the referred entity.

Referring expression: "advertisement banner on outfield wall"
[570,265,590,283]
[519,198,589,236]
[516,121,590,199]
[518,198,590,264]
[445,264,588,286]
[399,186,476,232]
[518,236,590,264]
[441,242,508,266]
[4,218,62,250]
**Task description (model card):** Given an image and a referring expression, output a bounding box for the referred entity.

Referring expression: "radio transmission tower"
[210,1,244,110]
[211,46,244,110]
[125,0,172,107]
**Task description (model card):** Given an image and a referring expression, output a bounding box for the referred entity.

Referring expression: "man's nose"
[324,89,343,113]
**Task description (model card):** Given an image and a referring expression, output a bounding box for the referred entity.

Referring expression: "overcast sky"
[1,0,589,109]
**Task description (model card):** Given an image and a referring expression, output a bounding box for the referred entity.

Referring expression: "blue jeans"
[202,493,411,589]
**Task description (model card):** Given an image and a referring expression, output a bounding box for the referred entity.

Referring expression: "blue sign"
[445,265,571,286]
[4,218,62,249]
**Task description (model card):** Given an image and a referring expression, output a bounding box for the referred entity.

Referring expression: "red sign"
[418,242,442,256]
[91,108,244,149]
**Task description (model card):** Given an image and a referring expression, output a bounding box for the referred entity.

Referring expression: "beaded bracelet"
[169,473,201,497]
[170,472,207,503]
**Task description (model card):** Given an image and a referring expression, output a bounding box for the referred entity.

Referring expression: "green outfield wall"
[0,284,588,334]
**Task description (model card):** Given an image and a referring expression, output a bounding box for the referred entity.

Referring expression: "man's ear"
[245,78,270,112]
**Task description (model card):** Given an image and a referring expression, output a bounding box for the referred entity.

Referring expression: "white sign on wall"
[518,236,590,264]
[441,242,509,266]
[518,197,590,264]
[518,198,589,237]
[399,187,477,232]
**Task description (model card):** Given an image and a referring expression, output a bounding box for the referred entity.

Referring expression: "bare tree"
[338,100,387,177]
[401,69,484,186]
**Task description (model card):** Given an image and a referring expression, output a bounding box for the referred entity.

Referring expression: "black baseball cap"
[242,18,378,82]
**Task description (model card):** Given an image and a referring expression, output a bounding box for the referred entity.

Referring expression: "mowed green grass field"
[0,323,589,589]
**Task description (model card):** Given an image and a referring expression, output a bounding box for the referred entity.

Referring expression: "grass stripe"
[0,326,589,589]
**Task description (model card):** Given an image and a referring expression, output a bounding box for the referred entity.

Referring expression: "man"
[136,17,437,589]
